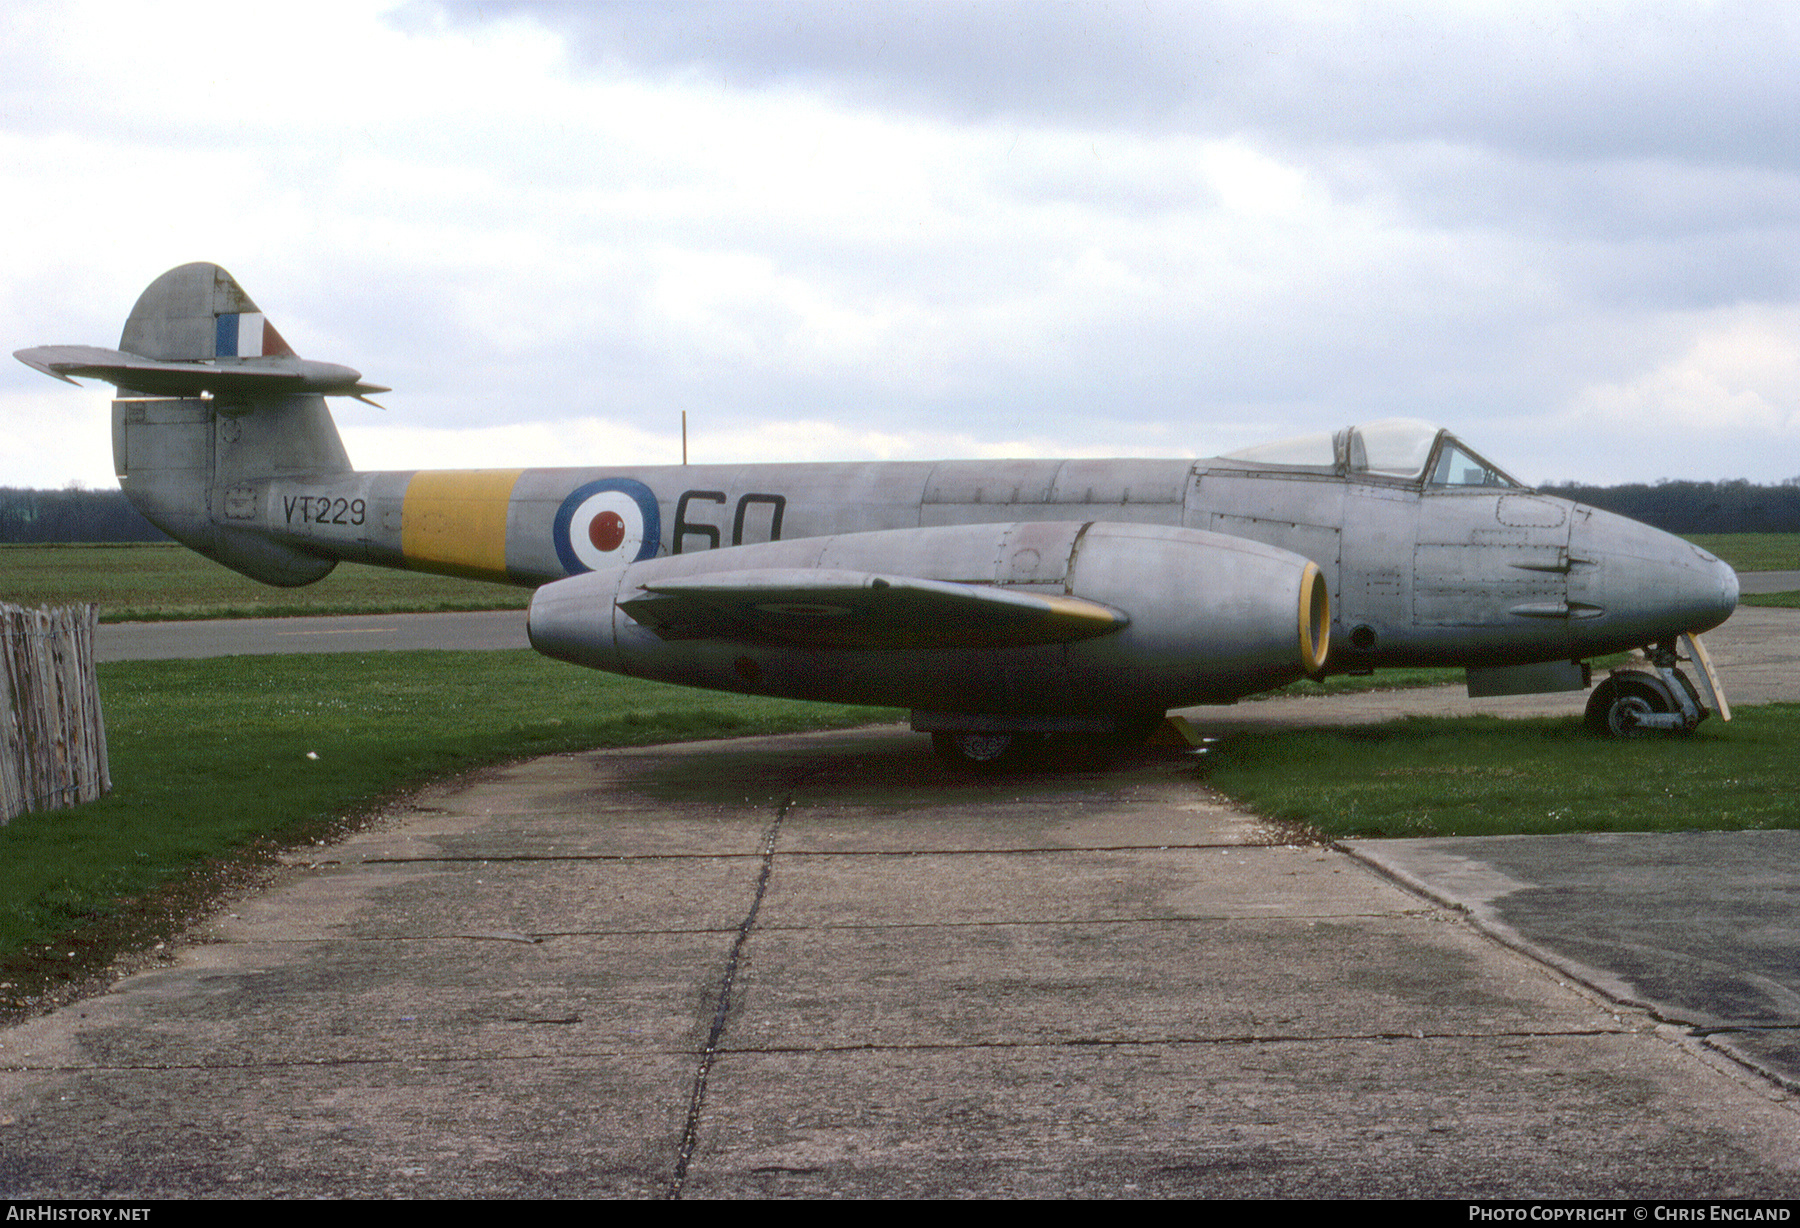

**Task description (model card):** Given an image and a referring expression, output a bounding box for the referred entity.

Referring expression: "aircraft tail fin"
[120,262,297,364]
[15,263,373,586]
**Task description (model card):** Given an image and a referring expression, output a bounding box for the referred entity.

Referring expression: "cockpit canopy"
[1218,419,1523,488]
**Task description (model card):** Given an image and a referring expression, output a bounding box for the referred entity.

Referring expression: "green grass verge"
[0,651,896,978]
[0,543,528,621]
[1684,533,1800,573]
[1203,705,1800,840]
[1741,591,1800,608]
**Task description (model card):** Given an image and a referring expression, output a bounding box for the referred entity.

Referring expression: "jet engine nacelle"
[528,521,1330,719]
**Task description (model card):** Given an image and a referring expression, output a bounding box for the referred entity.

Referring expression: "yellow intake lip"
[1298,561,1330,678]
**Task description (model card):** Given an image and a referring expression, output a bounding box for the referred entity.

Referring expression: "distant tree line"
[1538,479,1800,535]
[0,487,170,543]
[4,477,1800,543]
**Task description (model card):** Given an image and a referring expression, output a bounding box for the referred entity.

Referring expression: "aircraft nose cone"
[1645,539,1738,637]
[1660,540,1739,635]
[1570,509,1739,649]
[1704,548,1739,628]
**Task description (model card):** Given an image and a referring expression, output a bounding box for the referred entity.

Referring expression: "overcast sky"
[4,0,1799,490]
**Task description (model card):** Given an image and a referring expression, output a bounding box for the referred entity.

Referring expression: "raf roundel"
[553,479,661,574]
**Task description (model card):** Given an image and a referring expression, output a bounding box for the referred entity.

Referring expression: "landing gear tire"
[1584,672,1698,738]
[931,731,1042,772]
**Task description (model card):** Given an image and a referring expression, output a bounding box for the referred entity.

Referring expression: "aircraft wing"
[617,568,1130,651]
[12,345,387,401]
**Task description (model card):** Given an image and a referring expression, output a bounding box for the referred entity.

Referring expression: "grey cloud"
[439,0,1800,166]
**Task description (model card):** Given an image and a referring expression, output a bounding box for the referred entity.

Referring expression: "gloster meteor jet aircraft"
[18,264,1739,766]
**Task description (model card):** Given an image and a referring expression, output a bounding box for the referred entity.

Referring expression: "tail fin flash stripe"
[401,470,525,583]
[214,312,292,358]
[263,318,294,357]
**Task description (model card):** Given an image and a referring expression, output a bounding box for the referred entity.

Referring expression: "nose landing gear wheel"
[1584,672,1700,737]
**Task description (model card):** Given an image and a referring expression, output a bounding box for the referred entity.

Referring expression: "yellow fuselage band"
[400,469,525,583]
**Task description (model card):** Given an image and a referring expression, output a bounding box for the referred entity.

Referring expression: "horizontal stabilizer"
[618,568,1129,650]
[13,345,388,403]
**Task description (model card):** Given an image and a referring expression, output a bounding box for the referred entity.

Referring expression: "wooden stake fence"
[0,603,110,821]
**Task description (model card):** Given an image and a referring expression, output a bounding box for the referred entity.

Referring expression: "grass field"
[1685,532,1800,572]
[0,543,527,621]
[1204,706,1800,839]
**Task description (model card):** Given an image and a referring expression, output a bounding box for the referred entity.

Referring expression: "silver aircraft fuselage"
[210,423,1736,672]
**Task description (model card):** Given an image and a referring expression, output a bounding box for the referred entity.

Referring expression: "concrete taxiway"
[7,602,1793,1197]
[1739,570,1800,594]
[95,609,530,661]
[0,727,1796,1198]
